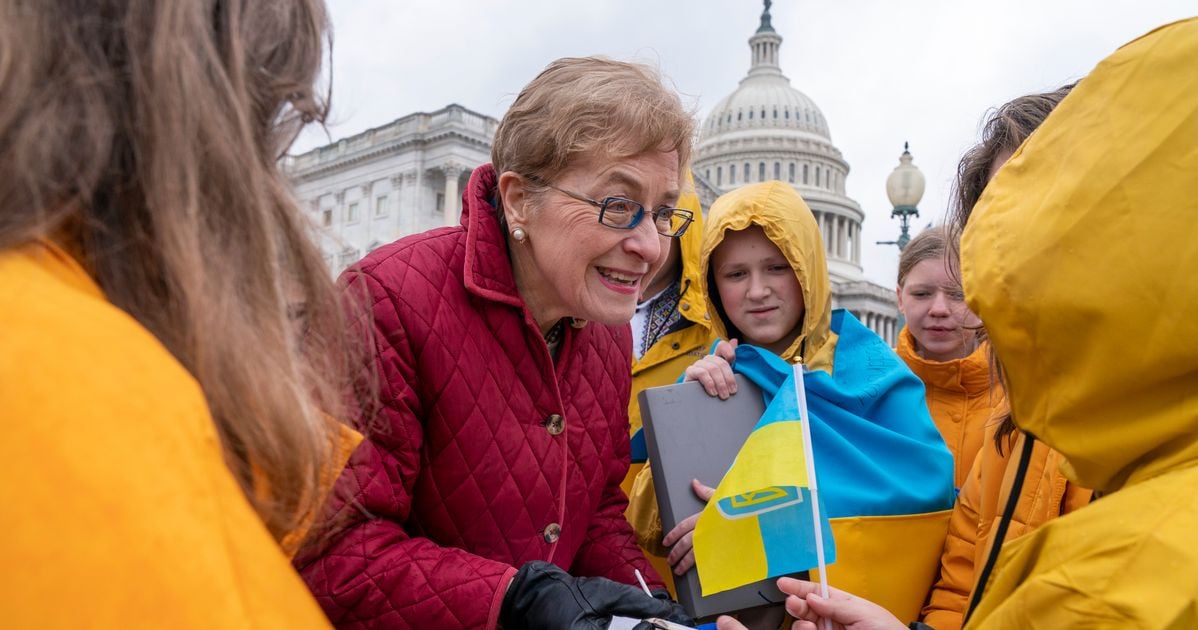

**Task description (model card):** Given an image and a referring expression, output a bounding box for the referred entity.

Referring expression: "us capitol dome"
[692,0,900,344]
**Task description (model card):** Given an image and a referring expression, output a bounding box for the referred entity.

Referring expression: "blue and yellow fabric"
[692,348,835,597]
[628,181,954,619]
[695,313,955,618]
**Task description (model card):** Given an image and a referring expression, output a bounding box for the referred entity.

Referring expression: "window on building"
[816,168,821,187]
[435,193,445,213]
[706,168,711,182]
[347,202,359,223]
[774,162,781,180]
[803,164,809,184]
[322,209,332,227]
[743,163,750,182]
[759,162,766,181]
[773,108,778,119]
[788,162,796,183]
[760,108,766,119]
[717,166,723,186]
[785,109,790,119]
[338,247,360,268]
[375,195,389,218]
[749,110,754,120]
[737,111,742,121]
[730,164,735,184]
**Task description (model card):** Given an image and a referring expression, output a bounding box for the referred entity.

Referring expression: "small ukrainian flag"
[691,311,955,614]
[692,363,834,596]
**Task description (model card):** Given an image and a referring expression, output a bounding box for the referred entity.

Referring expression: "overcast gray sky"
[293,1,1195,286]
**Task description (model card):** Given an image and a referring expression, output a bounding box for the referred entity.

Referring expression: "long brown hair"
[947,84,1074,454]
[0,0,363,541]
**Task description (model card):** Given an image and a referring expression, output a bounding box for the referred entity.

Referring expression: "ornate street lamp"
[878,142,925,250]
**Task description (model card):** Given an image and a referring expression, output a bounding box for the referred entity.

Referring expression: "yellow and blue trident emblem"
[717,486,802,518]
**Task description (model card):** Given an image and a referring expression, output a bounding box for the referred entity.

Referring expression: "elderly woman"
[296,57,696,629]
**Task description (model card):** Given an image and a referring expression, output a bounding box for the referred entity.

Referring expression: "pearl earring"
[511,227,527,243]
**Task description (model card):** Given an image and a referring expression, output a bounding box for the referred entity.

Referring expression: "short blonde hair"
[492,56,694,184]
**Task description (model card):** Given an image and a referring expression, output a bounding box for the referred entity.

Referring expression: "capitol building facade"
[285,2,900,344]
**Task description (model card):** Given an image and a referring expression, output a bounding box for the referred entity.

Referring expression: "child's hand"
[660,479,716,575]
[683,339,738,399]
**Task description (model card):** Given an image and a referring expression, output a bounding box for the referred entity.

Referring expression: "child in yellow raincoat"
[628,181,954,625]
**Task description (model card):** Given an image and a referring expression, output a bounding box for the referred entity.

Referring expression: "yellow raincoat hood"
[700,181,835,371]
[961,18,1198,496]
[672,171,710,328]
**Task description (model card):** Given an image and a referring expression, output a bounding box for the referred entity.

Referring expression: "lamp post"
[877,142,925,250]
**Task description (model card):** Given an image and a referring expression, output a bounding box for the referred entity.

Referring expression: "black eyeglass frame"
[533,180,694,238]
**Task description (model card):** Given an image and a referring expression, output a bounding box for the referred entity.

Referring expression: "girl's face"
[897,256,982,362]
[711,226,804,355]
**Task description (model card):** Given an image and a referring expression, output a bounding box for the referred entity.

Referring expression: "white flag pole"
[793,362,831,630]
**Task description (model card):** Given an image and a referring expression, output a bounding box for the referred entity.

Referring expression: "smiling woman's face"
[711,225,805,355]
[508,150,680,328]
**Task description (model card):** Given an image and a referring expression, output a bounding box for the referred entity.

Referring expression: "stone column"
[333,190,346,233]
[846,222,855,263]
[843,219,852,261]
[440,163,467,227]
[360,182,375,244]
[819,212,829,252]
[833,214,843,259]
[388,174,403,241]
[854,222,862,264]
[412,168,426,233]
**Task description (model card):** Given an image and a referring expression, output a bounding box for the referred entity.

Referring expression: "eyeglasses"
[537,182,694,238]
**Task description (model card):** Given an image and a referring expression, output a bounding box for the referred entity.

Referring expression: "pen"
[634,569,653,597]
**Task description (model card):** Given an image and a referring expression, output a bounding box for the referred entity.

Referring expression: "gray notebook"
[638,377,804,621]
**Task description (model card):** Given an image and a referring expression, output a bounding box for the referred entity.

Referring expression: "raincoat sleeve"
[626,462,670,557]
[920,456,983,630]
[295,270,516,630]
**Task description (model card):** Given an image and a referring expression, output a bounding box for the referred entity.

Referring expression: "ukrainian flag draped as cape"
[694,311,954,618]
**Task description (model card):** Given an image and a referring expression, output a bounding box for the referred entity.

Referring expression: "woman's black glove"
[499,561,693,629]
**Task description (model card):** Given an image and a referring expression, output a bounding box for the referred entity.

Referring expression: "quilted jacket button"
[681,303,690,311]
[545,414,565,436]
[543,522,561,544]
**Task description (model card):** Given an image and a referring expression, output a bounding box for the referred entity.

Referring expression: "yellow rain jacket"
[0,240,351,628]
[961,17,1198,628]
[629,181,949,620]
[624,174,716,590]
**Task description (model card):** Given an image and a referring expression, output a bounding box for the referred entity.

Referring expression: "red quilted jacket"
[296,164,663,629]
